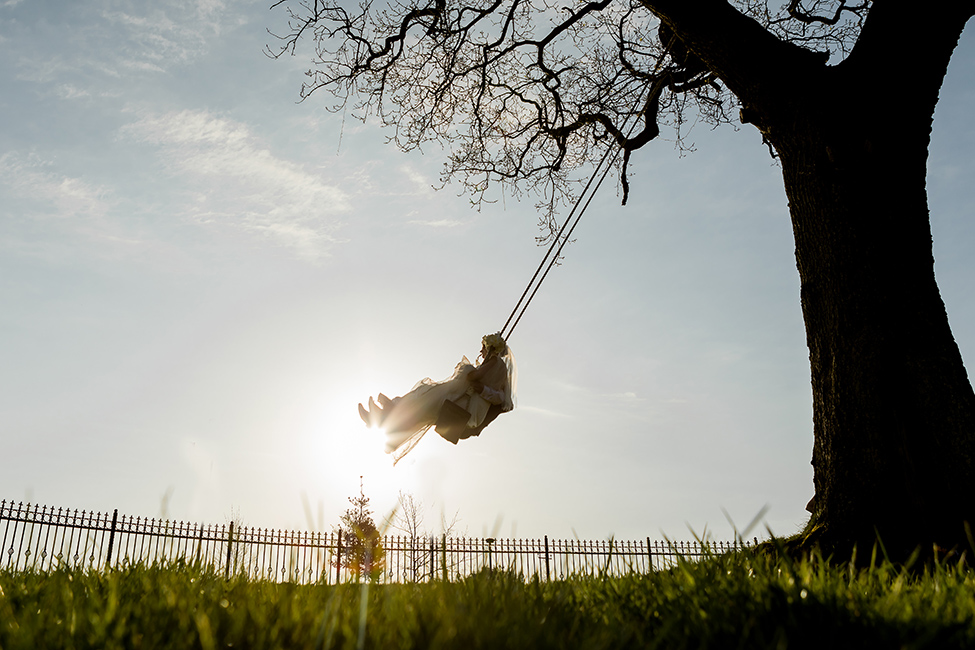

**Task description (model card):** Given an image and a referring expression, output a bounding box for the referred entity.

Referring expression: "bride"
[358,333,516,462]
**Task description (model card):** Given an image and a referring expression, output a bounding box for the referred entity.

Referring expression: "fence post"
[441,533,447,582]
[429,536,436,582]
[335,530,343,584]
[544,536,550,581]
[195,524,204,566]
[225,521,234,579]
[105,509,118,570]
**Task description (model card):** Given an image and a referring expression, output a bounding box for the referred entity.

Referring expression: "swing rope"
[498,143,616,340]
[499,86,653,342]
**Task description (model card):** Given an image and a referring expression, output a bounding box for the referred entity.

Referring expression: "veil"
[500,345,517,413]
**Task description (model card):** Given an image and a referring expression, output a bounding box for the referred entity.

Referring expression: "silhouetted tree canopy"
[268,0,868,230]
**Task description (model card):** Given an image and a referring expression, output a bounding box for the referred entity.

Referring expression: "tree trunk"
[772,66,975,560]
[643,0,975,558]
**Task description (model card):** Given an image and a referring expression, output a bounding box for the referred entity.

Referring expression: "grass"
[3,548,975,649]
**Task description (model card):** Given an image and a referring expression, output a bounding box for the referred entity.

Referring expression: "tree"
[385,491,463,581]
[270,0,975,559]
[386,491,427,582]
[335,478,386,581]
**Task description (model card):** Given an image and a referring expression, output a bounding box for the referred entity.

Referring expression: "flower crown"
[481,332,507,357]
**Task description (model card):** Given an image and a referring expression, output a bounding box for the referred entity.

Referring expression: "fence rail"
[1,500,754,583]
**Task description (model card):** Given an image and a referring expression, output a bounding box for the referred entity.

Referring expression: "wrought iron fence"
[1,500,754,583]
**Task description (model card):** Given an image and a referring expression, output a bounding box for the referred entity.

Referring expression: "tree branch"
[267,0,882,225]
[787,0,868,26]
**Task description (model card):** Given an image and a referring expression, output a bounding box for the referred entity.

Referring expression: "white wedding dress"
[368,347,517,463]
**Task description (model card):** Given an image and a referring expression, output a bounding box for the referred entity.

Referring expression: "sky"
[2,1,974,544]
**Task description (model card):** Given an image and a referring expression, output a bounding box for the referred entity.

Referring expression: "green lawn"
[3,547,975,649]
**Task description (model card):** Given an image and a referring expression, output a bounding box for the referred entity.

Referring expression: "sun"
[299,376,425,512]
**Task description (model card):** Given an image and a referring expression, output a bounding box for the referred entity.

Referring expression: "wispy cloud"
[122,109,350,260]
[518,405,572,419]
[399,164,435,196]
[407,218,464,228]
[102,0,229,70]
[55,84,92,100]
[0,153,114,220]
[8,0,241,87]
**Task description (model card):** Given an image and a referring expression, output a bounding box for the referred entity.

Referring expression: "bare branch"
[267,0,865,231]
[786,0,868,26]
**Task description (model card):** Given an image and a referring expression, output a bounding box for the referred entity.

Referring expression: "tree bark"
[647,0,975,558]
[779,103,975,559]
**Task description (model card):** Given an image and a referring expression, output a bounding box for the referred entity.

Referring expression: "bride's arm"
[469,356,507,394]
[468,356,500,385]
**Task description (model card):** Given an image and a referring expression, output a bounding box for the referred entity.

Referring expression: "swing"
[427,87,650,441]
[361,82,653,461]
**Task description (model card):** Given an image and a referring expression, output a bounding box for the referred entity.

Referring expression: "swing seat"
[435,399,470,444]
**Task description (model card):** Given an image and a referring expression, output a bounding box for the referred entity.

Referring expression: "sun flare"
[299,377,426,515]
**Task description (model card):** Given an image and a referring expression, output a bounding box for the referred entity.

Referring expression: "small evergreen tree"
[335,478,385,582]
